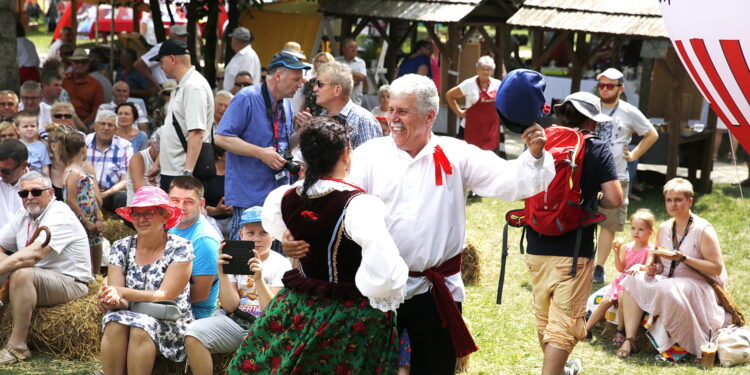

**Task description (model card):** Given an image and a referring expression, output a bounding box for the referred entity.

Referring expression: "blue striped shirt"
[85,133,134,190]
[216,84,293,208]
[321,100,382,148]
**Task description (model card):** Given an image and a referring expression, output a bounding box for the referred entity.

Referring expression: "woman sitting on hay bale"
[97,186,195,374]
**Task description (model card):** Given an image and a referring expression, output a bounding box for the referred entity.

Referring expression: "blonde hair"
[51,101,76,115]
[313,52,334,64]
[0,121,17,138]
[629,208,655,232]
[663,177,694,199]
[317,61,353,98]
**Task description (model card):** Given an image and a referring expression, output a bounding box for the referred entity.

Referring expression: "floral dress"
[62,169,102,246]
[102,234,195,362]
[302,78,325,116]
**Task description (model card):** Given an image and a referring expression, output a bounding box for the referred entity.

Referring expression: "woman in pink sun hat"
[98,186,196,373]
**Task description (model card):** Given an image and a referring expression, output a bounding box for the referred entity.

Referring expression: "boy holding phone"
[184,207,291,375]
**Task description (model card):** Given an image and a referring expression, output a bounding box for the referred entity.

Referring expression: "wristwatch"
[181,169,193,176]
[679,254,688,262]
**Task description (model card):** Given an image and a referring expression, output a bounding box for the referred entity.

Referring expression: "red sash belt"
[408,254,478,357]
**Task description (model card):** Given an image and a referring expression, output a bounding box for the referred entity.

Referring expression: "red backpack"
[497,126,605,304]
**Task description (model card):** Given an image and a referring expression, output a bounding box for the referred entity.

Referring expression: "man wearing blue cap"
[215,53,310,240]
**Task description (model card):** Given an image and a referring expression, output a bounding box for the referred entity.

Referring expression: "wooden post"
[666,68,684,179]
[70,0,78,39]
[150,0,166,43]
[638,58,654,115]
[187,0,199,71]
[385,21,399,80]
[224,0,239,63]
[700,109,718,193]
[495,24,506,77]
[531,29,543,71]
[611,38,622,70]
[446,25,460,137]
[341,17,353,40]
[204,0,218,89]
[133,3,140,35]
[570,32,588,93]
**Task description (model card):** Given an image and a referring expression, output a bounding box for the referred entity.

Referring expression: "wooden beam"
[638,58,654,115]
[583,36,612,64]
[350,17,370,39]
[457,26,478,47]
[424,22,451,65]
[666,66,685,179]
[370,19,394,45]
[447,25,461,137]
[340,16,353,39]
[531,29,544,67]
[530,31,569,70]
[570,32,589,93]
[495,23,506,77]
[395,22,418,49]
[477,26,500,55]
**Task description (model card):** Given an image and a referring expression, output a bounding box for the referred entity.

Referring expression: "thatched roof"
[320,0,513,24]
[507,0,668,39]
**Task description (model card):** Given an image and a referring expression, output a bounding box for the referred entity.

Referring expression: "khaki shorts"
[598,180,629,232]
[524,254,594,353]
[33,267,88,307]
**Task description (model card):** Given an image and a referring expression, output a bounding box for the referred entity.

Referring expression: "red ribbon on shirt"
[433,145,453,186]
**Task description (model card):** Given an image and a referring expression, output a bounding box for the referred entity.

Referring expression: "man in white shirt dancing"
[285,74,555,374]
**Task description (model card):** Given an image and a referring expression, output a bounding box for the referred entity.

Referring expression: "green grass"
[4,182,749,374]
[25,28,54,57]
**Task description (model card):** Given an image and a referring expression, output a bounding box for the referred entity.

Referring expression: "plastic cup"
[700,342,717,369]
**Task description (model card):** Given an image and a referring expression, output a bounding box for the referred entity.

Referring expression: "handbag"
[171,114,216,181]
[716,325,750,367]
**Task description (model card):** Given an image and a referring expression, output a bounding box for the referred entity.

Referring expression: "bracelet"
[679,255,688,263]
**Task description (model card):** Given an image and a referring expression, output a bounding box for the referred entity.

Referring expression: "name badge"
[275,171,286,181]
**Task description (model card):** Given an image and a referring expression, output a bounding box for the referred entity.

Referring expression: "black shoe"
[741,178,750,187]
[593,265,605,283]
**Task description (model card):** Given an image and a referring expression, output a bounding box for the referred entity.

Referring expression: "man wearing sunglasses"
[0,140,28,230]
[230,71,253,95]
[592,68,659,284]
[223,27,261,93]
[0,171,93,366]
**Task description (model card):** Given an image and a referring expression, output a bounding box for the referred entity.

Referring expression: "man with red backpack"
[497,72,622,375]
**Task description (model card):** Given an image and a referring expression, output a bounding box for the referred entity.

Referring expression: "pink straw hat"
[115,186,183,229]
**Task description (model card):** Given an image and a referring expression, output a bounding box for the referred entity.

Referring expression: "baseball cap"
[268,52,311,70]
[281,41,306,60]
[170,24,188,37]
[554,92,613,123]
[596,68,624,82]
[495,69,548,134]
[149,39,190,62]
[229,27,253,43]
[239,206,263,226]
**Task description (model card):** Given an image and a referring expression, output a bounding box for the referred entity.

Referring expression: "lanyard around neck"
[668,215,693,277]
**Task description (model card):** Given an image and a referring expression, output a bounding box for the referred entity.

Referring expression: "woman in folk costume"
[226,116,409,374]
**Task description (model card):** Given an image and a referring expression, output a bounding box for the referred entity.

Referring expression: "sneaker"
[561,358,582,375]
[593,265,605,283]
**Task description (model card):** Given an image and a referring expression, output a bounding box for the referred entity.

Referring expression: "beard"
[26,204,43,217]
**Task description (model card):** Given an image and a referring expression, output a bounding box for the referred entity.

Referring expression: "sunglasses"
[53,113,73,119]
[598,83,623,90]
[315,80,333,89]
[18,189,46,198]
[234,82,252,88]
[161,91,172,97]
[131,210,157,220]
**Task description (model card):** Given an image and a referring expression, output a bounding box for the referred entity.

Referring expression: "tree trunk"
[204,0,218,88]
[150,0,166,43]
[0,0,18,91]
[224,0,240,64]
[187,0,200,72]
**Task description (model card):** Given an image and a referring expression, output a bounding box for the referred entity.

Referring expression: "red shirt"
[63,73,104,122]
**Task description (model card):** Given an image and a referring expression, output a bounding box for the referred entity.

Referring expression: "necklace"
[320,177,365,192]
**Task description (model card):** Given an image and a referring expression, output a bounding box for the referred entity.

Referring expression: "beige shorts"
[598,180,629,232]
[32,267,88,307]
[524,254,594,353]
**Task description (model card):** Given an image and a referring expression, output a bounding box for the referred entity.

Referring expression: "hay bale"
[461,234,483,285]
[0,276,104,360]
[102,217,135,244]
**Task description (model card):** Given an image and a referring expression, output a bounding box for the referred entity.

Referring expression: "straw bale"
[0,276,104,360]
[102,217,135,244]
[461,234,483,285]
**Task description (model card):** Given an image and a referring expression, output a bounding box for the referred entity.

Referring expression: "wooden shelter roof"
[507,0,668,39]
[319,0,516,24]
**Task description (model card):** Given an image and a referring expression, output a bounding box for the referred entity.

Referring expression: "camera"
[278,150,301,175]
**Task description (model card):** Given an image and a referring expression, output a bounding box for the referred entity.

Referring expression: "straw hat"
[281,41,306,60]
[115,186,182,229]
[68,48,90,61]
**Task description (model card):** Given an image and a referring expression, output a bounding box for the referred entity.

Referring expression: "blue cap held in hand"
[495,69,547,134]
[239,206,263,226]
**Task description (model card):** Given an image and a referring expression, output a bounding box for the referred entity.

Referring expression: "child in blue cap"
[183,207,292,375]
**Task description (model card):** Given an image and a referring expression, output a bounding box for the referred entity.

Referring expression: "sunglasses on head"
[53,113,73,119]
[234,82,252,88]
[18,189,46,198]
[598,83,623,90]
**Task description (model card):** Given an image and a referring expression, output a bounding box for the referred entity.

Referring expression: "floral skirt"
[226,287,398,374]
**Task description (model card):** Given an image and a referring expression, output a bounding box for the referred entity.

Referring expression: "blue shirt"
[24,140,51,171]
[321,100,382,148]
[216,84,294,208]
[169,215,221,319]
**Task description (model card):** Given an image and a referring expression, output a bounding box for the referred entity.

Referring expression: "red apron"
[464,78,500,151]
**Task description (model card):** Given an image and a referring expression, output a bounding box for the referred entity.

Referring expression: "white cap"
[596,68,624,82]
[555,92,612,123]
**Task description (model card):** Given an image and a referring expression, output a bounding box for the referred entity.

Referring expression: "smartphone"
[222,240,255,275]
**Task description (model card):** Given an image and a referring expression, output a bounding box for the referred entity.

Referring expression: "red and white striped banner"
[661,0,750,152]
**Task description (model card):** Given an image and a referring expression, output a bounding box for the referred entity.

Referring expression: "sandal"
[0,346,31,366]
[611,330,625,347]
[615,337,639,358]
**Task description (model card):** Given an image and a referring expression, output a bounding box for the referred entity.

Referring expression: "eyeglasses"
[161,91,172,97]
[0,163,21,175]
[21,96,41,101]
[18,189,46,199]
[97,122,117,128]
[53,113,73,119]
[234,82,252,88]
[315,80,333,89]
[217,77,224,81]
[598,83,623,90]
[314,59,328,64]
[131,210,157,220]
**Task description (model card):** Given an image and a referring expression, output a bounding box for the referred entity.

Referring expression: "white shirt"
[17,37,40,67]
[598,100,656,180]
[227,251,291,317]
[47,39,63,60]
[19,101,52,135]
[126,148,159,206]
[141,43,169,85]
[263,179,409,311]
[349,135,555,301]
[0,200,94,283]
[223,44,261,92]
[0,180,21,230]
[336,56,367,105]
[160,66,214,175]
[457,75,502,129]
